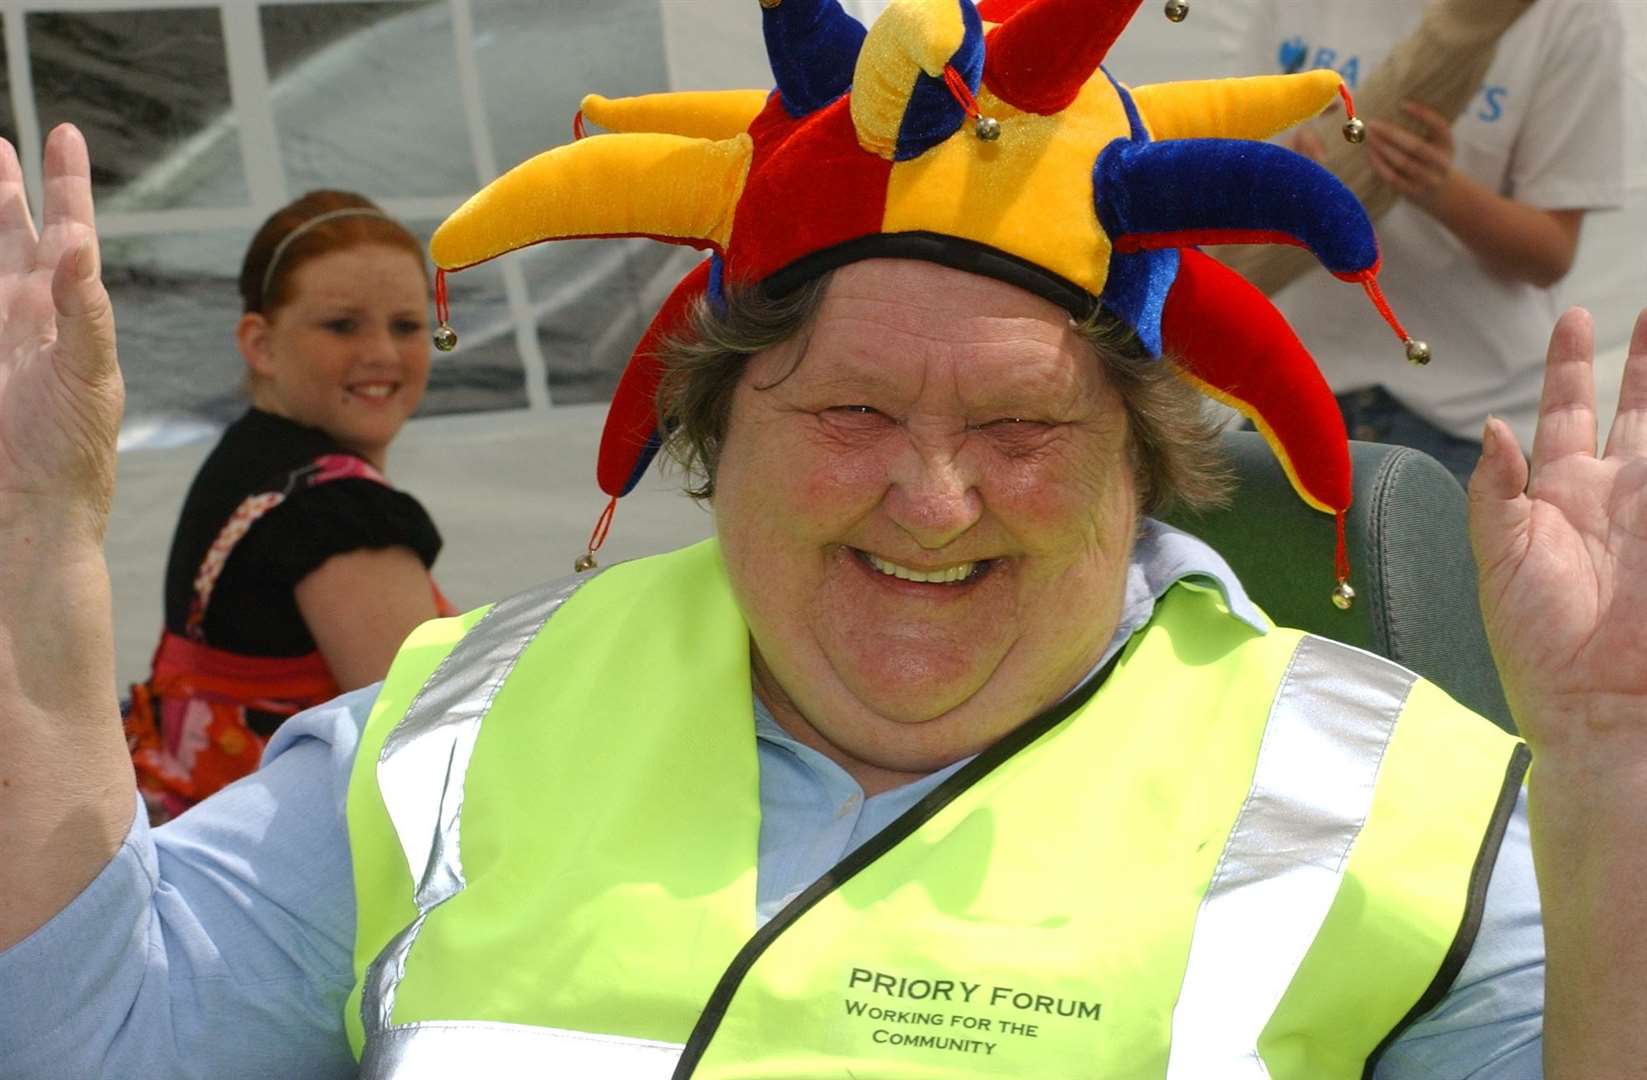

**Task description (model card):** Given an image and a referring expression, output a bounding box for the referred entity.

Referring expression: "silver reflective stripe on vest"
[1165,635,1416,1079]
[363,1020,682,1079]
[360,572,601,1073]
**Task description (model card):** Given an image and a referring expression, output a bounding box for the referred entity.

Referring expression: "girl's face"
[242,243,431,467]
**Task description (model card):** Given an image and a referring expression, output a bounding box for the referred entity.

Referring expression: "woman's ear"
[236,312,275,378]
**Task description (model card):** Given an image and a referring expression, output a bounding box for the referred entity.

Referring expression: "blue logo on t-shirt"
[1279,36,1309,74]
[1478,85,1508,122]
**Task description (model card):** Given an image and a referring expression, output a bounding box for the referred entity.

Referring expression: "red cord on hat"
[573,109,588,141]
[1355,272,1411,344]
[943,64,982,120]
[574,495,618,572]
[589,493,619,553]
[434,268,451,328]
[588,495,617,555]
[1330,509,1356,608]
[1337,83,1358,124]
[944,64,1003,140]
[1335,511,1350,586]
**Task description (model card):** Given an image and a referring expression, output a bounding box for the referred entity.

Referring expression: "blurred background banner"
[0,0,1638,454]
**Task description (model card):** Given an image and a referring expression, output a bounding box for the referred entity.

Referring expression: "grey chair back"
[1163,430,1514,733]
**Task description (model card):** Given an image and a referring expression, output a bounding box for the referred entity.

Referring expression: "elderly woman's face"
[714,260,1138,788]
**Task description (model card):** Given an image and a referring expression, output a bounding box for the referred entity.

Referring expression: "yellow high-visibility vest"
[345,539,1526,1078]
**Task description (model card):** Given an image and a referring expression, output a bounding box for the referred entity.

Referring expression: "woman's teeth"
[350,384,395,399]
[865,552,980,584]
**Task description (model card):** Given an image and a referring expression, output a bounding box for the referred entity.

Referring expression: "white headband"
[258,207,392,308]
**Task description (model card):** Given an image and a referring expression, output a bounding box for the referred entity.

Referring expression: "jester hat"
[431,0,1425,603]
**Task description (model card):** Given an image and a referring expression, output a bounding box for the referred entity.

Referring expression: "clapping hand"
[0,123,121,540]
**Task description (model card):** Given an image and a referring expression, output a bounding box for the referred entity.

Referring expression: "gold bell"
[758,0,782,8]
[433,324,458,352]
[1164,0,1189,21]
[1404,339,1432,366]
[574,552,597,573]
[1342,117,1366,144]
[974,115,1002,141]
[1331,581,1356,611]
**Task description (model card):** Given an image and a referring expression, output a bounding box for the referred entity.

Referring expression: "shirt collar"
[1120,517,1268,638]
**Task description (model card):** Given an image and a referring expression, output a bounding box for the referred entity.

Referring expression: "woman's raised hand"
[1468,306,1647,1074]
[1469,307,1647,759]
[0,123,121,539]
[0,124,133,951]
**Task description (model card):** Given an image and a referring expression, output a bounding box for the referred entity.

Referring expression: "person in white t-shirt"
[1244,0,1630,483]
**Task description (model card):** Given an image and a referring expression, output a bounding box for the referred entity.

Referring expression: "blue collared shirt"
[0,522,1542,1078]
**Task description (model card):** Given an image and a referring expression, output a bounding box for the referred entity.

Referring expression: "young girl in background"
[126,191,454,819]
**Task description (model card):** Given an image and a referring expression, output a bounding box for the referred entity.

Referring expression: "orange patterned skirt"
[124,632,341,823]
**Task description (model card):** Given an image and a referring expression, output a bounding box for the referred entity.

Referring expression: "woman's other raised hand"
[0,124,121,539]
[0,124,134,951]
[1468,305,1647,1075]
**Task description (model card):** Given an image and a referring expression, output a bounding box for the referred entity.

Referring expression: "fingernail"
[1482,415,1497,454]
[76,238,96,281]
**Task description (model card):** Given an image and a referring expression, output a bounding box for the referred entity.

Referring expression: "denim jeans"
[1336,386,1482,489]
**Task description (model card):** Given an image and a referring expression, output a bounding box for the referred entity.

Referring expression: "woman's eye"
[974,418,1053,449]
[819,405,894,433]
[392,318,426,337]
[322,318,357,334]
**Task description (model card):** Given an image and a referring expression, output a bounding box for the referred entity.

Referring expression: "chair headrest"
[1164,430,1512,732]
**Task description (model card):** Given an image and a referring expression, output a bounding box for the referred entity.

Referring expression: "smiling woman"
[668,260,1231,791]
[122,191,457,821]
[712,261,1150,790]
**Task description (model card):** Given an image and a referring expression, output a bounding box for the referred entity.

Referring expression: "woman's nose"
[883,443,983,549]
